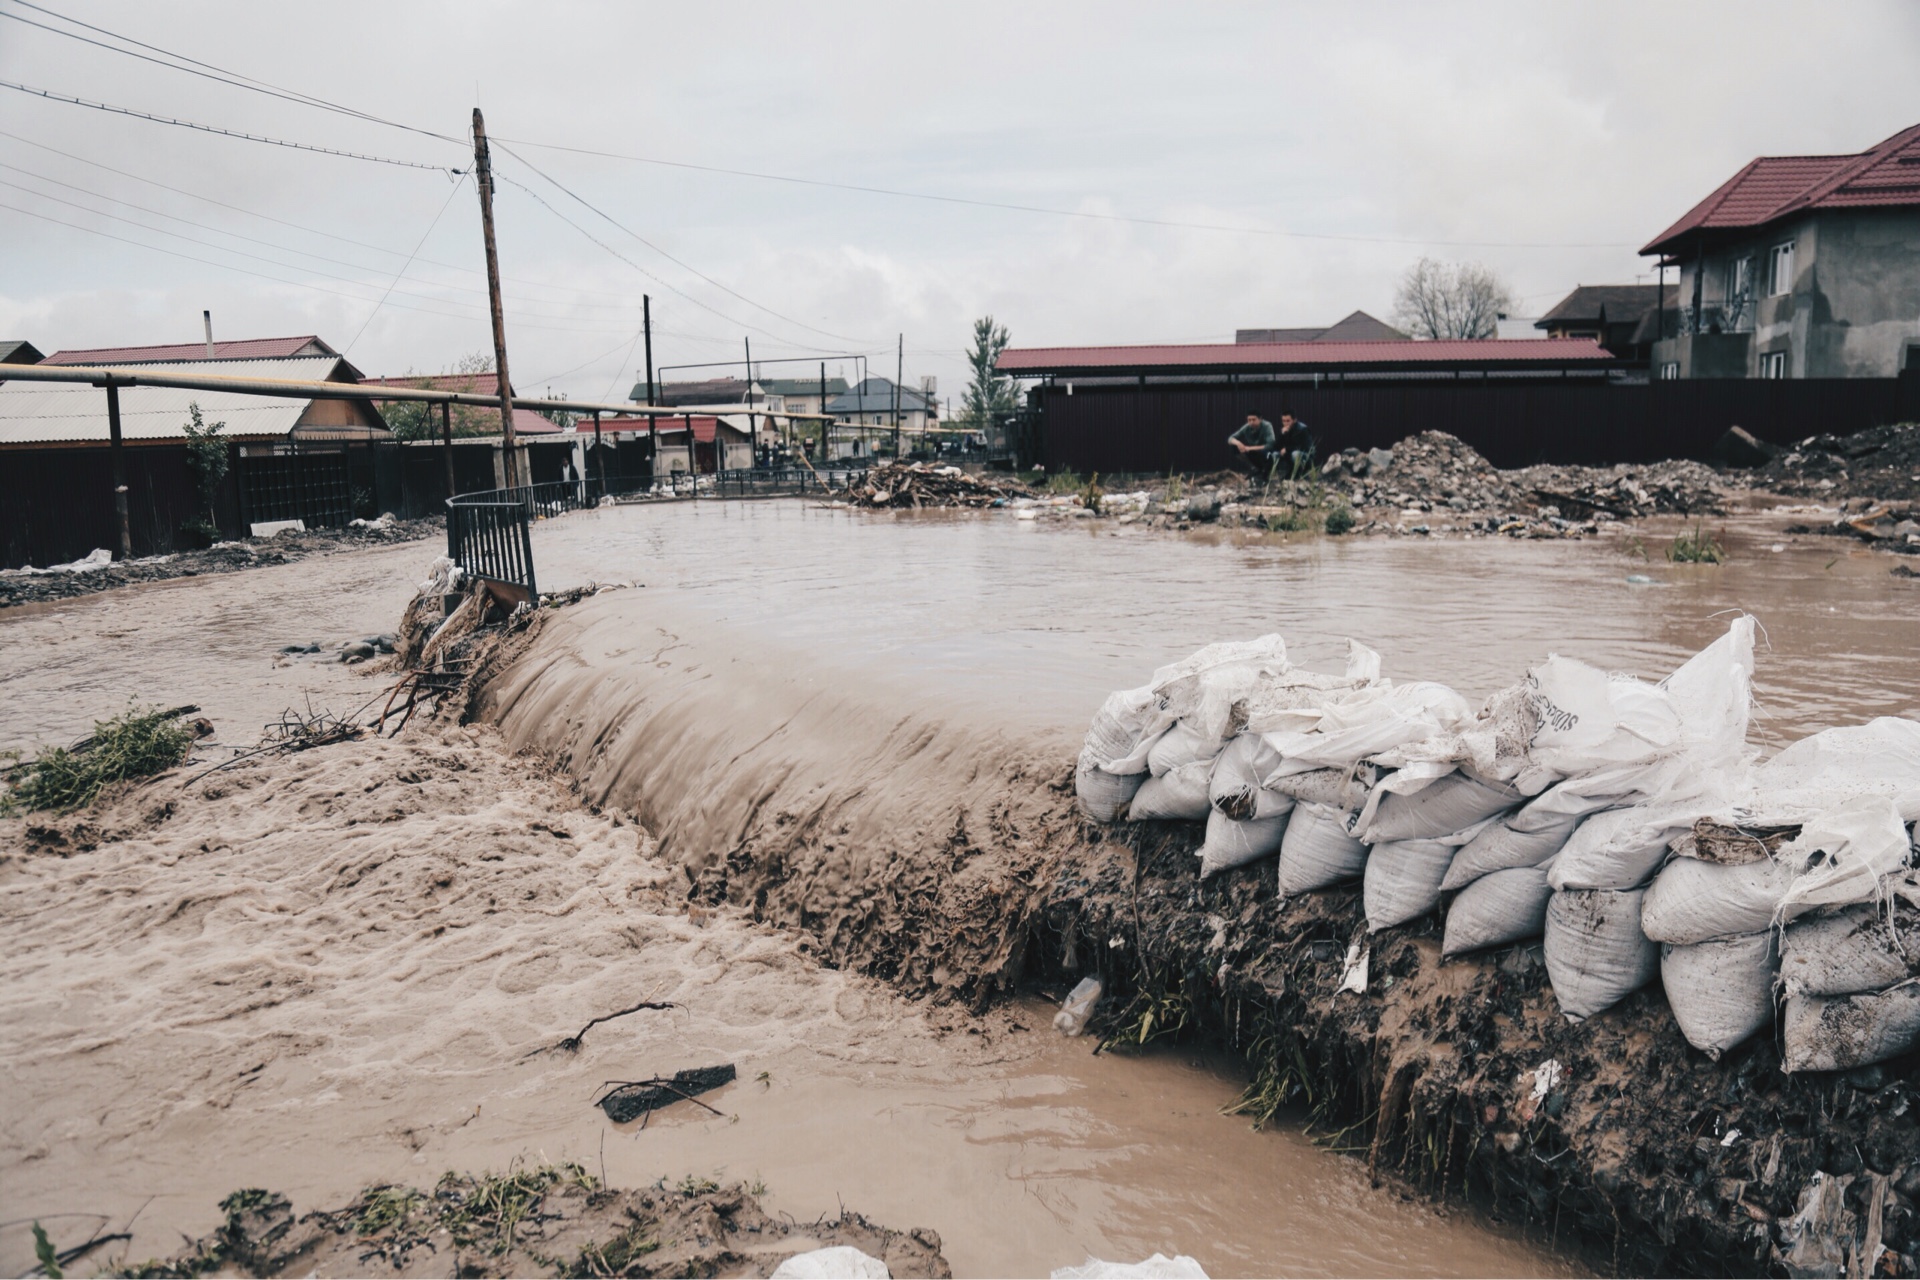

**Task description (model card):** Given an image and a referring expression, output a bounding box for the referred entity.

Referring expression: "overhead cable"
[0,79,462,172]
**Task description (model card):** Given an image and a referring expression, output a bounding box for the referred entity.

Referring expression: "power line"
[1,0,464,147]
[0,80,461,172]
[489,166,863,356]
[343,171,470,355]
[0,128,724,313]
[495,135,1638,251]
[0,200,646,337]
[0,157,660,318]
[496,141,878,344]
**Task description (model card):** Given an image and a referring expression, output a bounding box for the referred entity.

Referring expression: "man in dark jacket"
[1277,413,1316,474]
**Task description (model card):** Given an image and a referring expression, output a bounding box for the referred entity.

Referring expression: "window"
[1768,242,1796,296]
[1760,351,1787,379]
[1659,361,1680,380]
[1726,256,1753,299]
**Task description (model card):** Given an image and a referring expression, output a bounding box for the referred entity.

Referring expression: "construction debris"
[1758,421,1920,504]
[842,462,1029,509]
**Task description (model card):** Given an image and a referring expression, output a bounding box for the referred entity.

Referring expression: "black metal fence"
[446,492,539,601]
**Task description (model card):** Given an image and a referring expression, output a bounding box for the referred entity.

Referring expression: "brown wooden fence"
[1033,373,1920,475]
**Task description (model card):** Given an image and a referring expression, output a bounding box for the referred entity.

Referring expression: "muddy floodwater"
[3,501,1916,1278]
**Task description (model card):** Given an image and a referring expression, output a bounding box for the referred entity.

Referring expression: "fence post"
[517,503,537,603]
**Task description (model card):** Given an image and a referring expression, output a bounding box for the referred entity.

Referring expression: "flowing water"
[2,505,1915,1277]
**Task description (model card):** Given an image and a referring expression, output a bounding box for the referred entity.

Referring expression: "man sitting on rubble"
[1276,412,1316,475]
[1228,412,1276,477]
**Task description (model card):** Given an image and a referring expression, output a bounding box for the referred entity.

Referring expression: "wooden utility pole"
[744,336,755,469]
[892,333,902,457]
[642,295,655,404]
[470,108,520,489]
[104,379,131,558]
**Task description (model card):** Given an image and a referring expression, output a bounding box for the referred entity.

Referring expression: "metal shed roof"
[996,338,1612,377]
[44,335,342,365]
[0,356,372,446]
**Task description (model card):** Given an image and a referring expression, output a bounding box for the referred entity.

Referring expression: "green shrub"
[2,705,195,813]
[1324,505,1356,536]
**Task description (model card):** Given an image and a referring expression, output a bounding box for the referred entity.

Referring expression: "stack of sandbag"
[1643,717,1920,1065]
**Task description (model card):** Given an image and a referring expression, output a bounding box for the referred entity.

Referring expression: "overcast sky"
[2,1,1915,403]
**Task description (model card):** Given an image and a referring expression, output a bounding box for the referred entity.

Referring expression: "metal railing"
[447,492,539,602]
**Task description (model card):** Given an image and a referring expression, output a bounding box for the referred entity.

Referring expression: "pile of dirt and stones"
[1754,422,1920,505]
[100,1170,948,1279]
[0,514,442,609]
[839,461,1030,509]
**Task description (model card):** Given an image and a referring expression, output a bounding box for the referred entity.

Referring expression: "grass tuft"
[1667,522,1728,564]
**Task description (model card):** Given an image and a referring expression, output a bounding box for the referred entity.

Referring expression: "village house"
[1234,309,1409,344]
[1533,285,1678,367]
[1642,121,1920,379]
[0,335,392,568]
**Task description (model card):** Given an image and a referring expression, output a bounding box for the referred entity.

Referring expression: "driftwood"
[548,999,677,1055]
[595,1065,736,1125]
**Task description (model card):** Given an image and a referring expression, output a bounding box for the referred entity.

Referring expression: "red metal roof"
[363,372,562,435]
[1642,123,1920,255]
[44,335,341,364]
[996,338,1610,374]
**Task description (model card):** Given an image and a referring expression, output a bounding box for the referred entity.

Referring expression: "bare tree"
[1392,258,1516,340]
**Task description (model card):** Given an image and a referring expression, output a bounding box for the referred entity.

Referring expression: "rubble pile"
[1320,431,1731,520]
[0,515,442,609]
[1758,421,1920,504]
[841,461,1029,509]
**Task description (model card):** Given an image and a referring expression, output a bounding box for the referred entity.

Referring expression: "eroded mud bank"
[482,595,1918,1277]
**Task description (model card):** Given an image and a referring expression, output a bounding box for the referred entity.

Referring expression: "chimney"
[203,310,215,358]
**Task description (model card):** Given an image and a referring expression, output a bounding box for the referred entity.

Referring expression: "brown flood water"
[2,504,1914,1278]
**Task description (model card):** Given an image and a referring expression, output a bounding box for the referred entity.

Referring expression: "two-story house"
[1641,123,1920,379]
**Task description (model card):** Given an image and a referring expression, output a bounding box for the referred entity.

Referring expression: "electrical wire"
[495,141,878,344]
[1,0,465,146]
[343,171,470,355]
[0,79,460,172]
[494,135,1639,251]
[489,167,862,356]
[0,200,645,336]
[0,128,723,313]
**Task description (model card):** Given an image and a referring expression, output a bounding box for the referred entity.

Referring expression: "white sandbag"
[1640,854,1796,944]
[1442,807,1587,891]
[772,1246,891,1278]
[1264,681,1475,777]
[1052,1255,1209,1280]
[1781,981,1920,1073]
[1277,803,1368,895]
[1544,887,1659,1020]
[1266,764,1378,811]
[1128,759,1215,821]
[1443,864,1554,956]
[1146,719,1223,776]
[1364,838,1456,932]
[1360,769,1521,843]
[1076,755,1145,823]
[1776,794,1914,919]
[1743,716,1920,826]
[1197,808,1290,880]
[1547,806,1690,891]
[1660,932,1778,1058]
[1082,685,1159,773]
[1209,733,1293,821]
[1780,886,1920,998]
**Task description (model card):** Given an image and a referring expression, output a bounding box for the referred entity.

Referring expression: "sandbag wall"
[1075,624,1920,1071]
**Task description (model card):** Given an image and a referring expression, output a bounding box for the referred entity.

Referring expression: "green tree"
[381,351,503,441]
[960,315,1019,430]
[181,401,228,528]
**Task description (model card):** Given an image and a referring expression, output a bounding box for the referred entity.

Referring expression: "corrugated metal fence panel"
[1036,376,1916,475]
[1,444,215,569]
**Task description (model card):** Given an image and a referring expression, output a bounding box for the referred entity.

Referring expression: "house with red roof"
[1641,123,1920,380]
